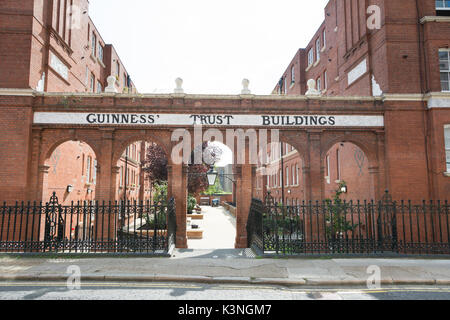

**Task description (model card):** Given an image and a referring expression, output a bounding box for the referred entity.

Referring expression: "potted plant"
[187,195,197,215]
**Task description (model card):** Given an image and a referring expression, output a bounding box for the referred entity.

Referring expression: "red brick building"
[260,0,450,202]
[0,0,146,204]
[0,1,450,249]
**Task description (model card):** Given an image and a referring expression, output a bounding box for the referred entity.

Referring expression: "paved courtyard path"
[187,206,236,249]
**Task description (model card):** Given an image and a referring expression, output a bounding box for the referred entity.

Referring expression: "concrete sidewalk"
[1,249,450,287]
[188,206,236,249]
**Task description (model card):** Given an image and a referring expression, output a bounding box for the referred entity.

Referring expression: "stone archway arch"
[320,131,379,168]
[37,128,103,203]
[111,130,171,167]
[320,130,382,201]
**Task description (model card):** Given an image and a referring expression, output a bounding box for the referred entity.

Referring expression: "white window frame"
[322,29,326,49]
[86,156,91,182]
[93,160,97,184]
[316,38,321,61]
[296,164,299,185]
[308,48,314,66]
[324,71,328,90]
[439,49,450,92]
[279,170,282,187]
[96,81,102,94]
[85,67,89,86]
[292,165,295,186]
[445,125,450,173]
[91,33,96,57]
[98,45,104,62]
[436,1,450,10]
[90,74,95,93]
[326,155,331,184]
[317,77,321,91]
[286,166,289,186]
[337,149,341,181]
[291,65,295,83]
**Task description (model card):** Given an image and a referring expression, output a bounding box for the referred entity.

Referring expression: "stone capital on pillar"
[112,166,120,175]
[368,166,380,174]
[38,165,50,173]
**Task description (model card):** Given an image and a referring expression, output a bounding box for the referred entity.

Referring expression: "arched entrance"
[323,141,374,201]
[44,140,98,204]
[187,141,237,249]
[255,141,307,206]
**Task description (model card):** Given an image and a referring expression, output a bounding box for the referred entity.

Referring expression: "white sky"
[89,0,329,95]
[209,141,233,167]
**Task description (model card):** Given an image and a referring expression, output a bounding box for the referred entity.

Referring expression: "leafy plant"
[324,181,358,240]
[152,182,168,205]
[144,210,167,230]
[187,195,197,214]
[142,141,223,196]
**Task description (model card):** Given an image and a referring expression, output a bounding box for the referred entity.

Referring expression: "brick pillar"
[96,129,115,202]
[374,131,386,201]
[369,167,380,201]
[307,131,323,201]
[39,165,51,203]
[28,128,43,202]
[168,164,188,248]
[261,165,268,202]
[95,129,117,242]
[235,163,254,248]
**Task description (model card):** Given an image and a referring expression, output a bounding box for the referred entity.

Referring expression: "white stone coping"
[2,88,450,104]
[420,16,450,24]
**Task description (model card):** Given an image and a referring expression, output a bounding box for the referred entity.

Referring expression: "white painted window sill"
[90,53,97,63]
[321,46,326,53]
[313,58,321,67]
[305,64,313,72]
[97,57,106,68]
[444,172,450,177]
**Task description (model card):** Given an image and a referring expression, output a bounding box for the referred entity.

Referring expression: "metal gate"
[0,193,176,255]
[247,192,450,256]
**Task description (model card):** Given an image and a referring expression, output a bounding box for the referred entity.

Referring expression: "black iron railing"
[0,193,176,254]
[247,194,450,256]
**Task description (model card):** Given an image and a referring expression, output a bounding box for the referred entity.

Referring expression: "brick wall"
[46,141,97,205]
[0,96,33,202]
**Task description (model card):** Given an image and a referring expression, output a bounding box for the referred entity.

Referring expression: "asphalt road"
[0,282,449,300]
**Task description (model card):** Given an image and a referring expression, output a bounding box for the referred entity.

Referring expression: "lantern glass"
[207,169,218,186]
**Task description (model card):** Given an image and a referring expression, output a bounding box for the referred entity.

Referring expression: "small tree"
[142,143,168,185]
[324,181,358,241]
[187,195,197,214]
[142,141,224,196]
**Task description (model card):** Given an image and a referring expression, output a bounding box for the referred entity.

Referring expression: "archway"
[187,141,236,249]
[254,140,307,206]
[323,141,374,201]
[44,140,99,205]
[38,138,100,248]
